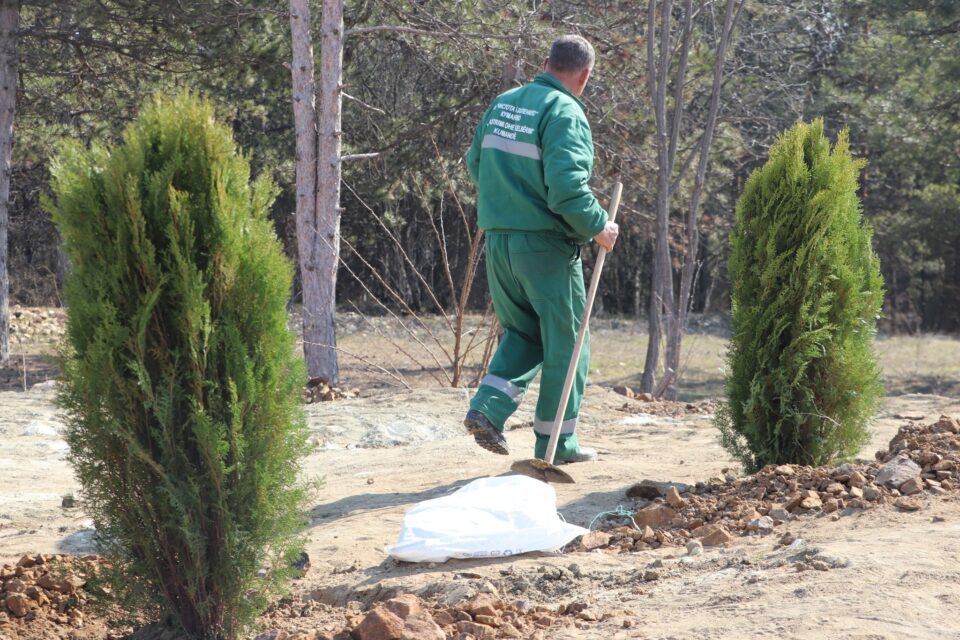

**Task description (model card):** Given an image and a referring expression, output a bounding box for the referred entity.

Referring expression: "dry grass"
[4,308,960,399]
[333,314,960,400]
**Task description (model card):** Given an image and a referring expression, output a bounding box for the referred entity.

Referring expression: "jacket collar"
[534,73,586,110]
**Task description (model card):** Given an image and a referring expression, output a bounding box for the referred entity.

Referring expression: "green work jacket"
[466,73,608,244]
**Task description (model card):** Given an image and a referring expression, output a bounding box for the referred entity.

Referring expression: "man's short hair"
[547,35,595,73]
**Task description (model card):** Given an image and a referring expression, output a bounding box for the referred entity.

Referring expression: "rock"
[632,504,678,529]
[293,551,311,573]
[4,593,28,618]
[783,493,804,512]
[642,570,660,581]
[640,525,656,543]
[894,497,922,511]
[933,460,956,471]
[774,465,795,476]
[36,573,58,591]
[401,612,445,640]
[580,531,611,551]
[899,477,923,496]
[637,393,654,402]
[799,491,822,510]
[848,486,864,499]
[862,485,882,501]
[875,455,921,488]
[625,480,690,499]
[693,524,735,546]
[432,610,455,627]
[665,486,686,508]
[942,479,956,491]
[383,595,421,620]
[56,575,86,594]
[4,577,25,593]
[463,594,501,618]
[779,532,797,546]
[436,583,477,607]
[936,415,959,434]
[15,555,36,569]
[24,586,48,607]
[456,621,495,639]
[473,615,499,627]
[822,498,839,514]
[847,471,866,488]
[768,507,791,521]
[498,623,522,639]
[936,470,953,481]
[353,608,405,640]
[810,560,832,571]
[747,516,774,533]
[686,539,703,556]
[612,385,635,399]
[825,483,845,494]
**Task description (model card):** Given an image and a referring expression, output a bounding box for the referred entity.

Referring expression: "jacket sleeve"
[541,111,608,240]
[465,110,487,187]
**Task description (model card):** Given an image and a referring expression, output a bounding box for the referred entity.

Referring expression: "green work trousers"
[470,232,590,460]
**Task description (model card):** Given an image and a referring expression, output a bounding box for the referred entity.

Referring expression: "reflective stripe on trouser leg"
[534,431,580,461]
[480,374,524,403]
[508,236,589,461]
[469,234,545,430]
[533,416,578,436]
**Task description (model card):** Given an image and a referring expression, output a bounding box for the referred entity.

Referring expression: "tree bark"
[0,0,19,365]
[312,0,344,384]
[659,0,696,399]
[289,0,342,383]
[662,0,741,399]
[640,0,674,394]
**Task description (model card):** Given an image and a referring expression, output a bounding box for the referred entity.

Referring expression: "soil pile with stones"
[257,591,607,640]
[304,377,360,403]
[575,415,960,554]
[611,386,716,418]
[0,553,131,639]
[8,306,66,344]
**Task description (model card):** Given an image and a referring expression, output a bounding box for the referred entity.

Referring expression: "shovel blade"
[510,458,575,484]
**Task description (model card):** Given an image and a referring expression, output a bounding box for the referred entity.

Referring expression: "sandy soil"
[2,380,960,639]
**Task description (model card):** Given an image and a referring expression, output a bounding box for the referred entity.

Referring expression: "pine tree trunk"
[640,0,675,395]
[640,255,661,394]
[290,0,343,384]
[663,0,739,400]
[311,0,344,384]
[0,0,19,365]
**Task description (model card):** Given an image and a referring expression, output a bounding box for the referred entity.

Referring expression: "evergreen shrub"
[717,119,884,472]
[47,94,307,639]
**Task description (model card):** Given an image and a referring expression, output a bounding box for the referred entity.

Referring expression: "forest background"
[4,0,958,370]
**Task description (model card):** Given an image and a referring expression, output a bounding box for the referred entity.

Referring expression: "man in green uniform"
[463,35,619,463]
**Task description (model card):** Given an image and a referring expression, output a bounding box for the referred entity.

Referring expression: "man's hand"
[594,221,619,252]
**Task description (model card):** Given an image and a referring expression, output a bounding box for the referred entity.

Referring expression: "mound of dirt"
[0,553,128,639]
[8,307,66,344]
[305,377,360,404]
[610,387,715,418]
[576,415,960,554]
[257,590,604,640]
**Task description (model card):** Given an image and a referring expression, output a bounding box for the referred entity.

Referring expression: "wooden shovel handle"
[544,181,623,465]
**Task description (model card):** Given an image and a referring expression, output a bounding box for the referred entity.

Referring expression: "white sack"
[387,475,588,563]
